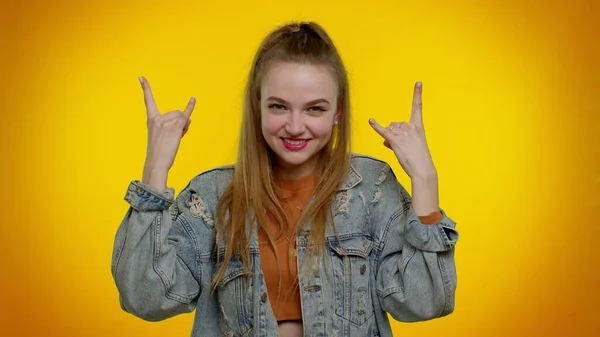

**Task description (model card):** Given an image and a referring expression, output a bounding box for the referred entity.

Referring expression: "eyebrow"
[266,96,330,106]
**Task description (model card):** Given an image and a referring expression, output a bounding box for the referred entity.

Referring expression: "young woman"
[112,21,458,337]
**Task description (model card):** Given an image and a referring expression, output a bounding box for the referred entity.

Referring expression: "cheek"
[262,112,286,137]
[307,119,334,139]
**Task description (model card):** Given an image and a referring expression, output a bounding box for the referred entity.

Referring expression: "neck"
[275,161,316,180]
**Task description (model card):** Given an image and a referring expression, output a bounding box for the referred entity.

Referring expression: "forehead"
[261,62,337,102]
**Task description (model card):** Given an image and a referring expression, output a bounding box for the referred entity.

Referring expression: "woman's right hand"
[139,77,195,189]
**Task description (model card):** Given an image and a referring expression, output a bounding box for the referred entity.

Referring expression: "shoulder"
[187,164,235,192]
[348,153,409,204]
[331,153,408,237]
[349,153,398,184]
[179,164,235,201]
[172,164,235,227]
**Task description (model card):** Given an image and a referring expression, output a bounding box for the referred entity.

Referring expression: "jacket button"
[360,264,366,275]
[261,292,268,303]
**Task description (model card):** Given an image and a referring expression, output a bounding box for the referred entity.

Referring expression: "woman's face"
[261,62,339,178]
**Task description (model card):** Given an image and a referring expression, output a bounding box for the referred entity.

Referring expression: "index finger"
[139,76,159,118]
[409,81,423,127]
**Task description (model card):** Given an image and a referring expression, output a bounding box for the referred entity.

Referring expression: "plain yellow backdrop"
[1,0,598,336]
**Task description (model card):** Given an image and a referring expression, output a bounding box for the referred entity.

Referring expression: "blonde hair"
[211,21,351,291]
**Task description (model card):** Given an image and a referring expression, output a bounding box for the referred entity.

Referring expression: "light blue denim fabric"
[111,154,459,336]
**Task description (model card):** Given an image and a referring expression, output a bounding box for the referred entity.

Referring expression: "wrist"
[410,172,440,216]
[410,168,438,183]
[142,166,169,191]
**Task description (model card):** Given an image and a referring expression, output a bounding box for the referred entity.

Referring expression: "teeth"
[284,139,307,145]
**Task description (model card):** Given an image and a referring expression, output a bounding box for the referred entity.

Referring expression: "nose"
[285,111,305,135]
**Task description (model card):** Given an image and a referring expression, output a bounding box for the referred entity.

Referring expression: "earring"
[334,120,338,125]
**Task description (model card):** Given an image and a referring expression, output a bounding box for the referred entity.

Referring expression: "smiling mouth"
[281,138,310,150]
[282,138,309,145]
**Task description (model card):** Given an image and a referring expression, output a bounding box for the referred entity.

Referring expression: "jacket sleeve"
[374,166,459,322]
[111,180,201,321]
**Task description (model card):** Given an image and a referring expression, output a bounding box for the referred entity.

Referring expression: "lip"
[281,138,310,151]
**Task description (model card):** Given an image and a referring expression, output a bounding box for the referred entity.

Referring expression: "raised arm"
[111,181,201,321]
[373,169,458,321]
[111,77,200,320]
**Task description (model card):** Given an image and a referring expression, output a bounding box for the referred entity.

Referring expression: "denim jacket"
[111,154,459,336]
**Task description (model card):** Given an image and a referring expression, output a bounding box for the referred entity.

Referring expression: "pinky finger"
[182,119,192,136]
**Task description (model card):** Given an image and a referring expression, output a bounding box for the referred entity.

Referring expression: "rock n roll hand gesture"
[369,81,440,216]
[140,77,195,190]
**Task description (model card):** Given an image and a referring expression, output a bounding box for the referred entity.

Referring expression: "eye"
[308,106,326,112]
[268,104,287,111]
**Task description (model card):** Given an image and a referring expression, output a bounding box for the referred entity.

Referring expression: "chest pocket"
[214,254,254,337]
[328,234,375,327]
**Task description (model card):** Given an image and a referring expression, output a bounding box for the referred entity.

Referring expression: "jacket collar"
[337,164,362,191]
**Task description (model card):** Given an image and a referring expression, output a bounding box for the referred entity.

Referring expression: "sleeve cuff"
[124,180,175,212]
[405,207,458,252]
[418,210,443,224]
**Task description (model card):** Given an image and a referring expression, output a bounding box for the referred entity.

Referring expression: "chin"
[273,146,319,170]
[268,138,327,172]
[276,152,312,167]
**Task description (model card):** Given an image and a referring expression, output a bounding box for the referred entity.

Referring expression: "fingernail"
[416,81,422,87]
[369,118,375,124]
[138,76,144,84]
[190,96,196,103]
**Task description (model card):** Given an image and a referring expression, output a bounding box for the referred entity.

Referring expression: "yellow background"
[1,0,598,336]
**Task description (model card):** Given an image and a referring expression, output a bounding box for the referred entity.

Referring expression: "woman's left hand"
[369,81,437,180]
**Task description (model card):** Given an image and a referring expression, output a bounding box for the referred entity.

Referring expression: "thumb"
[369,118,389,139]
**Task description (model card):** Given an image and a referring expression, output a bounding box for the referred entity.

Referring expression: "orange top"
[258,172,443,322]
[258,172,315,322]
